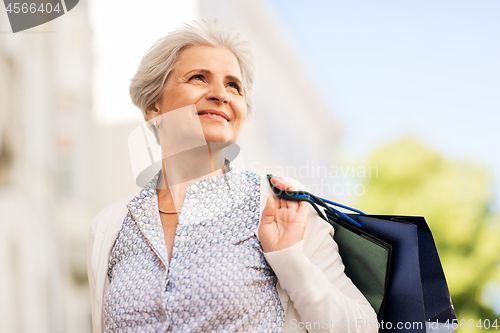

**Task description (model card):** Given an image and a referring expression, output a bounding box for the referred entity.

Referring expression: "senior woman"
[88,20,377,333]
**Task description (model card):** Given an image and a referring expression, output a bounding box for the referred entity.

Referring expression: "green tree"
[356,138,500,331]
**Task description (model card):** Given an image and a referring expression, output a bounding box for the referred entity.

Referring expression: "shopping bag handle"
[266,174,365,228]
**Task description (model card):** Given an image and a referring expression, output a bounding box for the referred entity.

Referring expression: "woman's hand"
[259,177,309,253]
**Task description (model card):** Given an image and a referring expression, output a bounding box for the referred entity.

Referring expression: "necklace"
[158,208,181,214]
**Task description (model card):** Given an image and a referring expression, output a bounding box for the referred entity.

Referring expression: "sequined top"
[103,167,285,332]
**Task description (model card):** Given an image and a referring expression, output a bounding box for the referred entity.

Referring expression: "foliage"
[355,138,500,331]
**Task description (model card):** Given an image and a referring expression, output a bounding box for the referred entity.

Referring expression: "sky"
[267,0,500,210]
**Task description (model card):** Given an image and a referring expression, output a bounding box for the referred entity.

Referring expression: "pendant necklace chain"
[158,208,181,214]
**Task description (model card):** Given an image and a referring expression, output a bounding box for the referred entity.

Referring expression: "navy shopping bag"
[266,175,457,333]
[362,216,457,325]
[343,214,456,332]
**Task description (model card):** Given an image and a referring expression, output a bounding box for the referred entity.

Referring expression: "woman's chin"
[203,133,234,145]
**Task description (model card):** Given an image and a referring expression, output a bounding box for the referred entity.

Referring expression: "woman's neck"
[156,142,229,211]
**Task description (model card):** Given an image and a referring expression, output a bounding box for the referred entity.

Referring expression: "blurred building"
[0,0,341,332]
[0,2,93,332]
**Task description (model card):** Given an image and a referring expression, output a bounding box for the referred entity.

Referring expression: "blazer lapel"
[127,174,169,268]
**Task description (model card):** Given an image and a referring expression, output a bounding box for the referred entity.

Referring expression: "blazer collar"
[127,170,170,267]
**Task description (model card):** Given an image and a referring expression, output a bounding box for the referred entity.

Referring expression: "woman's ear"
[145,102,161,123]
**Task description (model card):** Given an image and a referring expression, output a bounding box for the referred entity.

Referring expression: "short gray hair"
[129,19,256,122]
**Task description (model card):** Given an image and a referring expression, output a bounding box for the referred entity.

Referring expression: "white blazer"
[87,174,378,333]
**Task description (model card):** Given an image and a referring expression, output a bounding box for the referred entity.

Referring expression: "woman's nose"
[206,82,230,104]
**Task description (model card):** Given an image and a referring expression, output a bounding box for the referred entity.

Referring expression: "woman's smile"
[197,109,229,122]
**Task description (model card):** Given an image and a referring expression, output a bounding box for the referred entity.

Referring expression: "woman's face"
[148,45,247,144]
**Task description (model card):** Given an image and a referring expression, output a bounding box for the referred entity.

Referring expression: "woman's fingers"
[271,176,295,191]
[271,176,303,211]
[261,196,276,225]
[260,177,309,253]
[273,178,290,209]
[297,200,309,215]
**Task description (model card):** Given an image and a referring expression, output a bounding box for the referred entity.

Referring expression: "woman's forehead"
[175,45,242,78]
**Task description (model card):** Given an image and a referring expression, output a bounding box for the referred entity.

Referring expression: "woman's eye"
[227,82,241,92]
[189,74,204,82]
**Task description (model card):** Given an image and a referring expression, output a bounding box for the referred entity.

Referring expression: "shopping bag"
[265,176,392,318]
[266,175,457,332]
[353,215,457,331]
[328,214,392,319]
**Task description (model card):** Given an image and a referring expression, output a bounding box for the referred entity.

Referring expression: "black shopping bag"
[330,214,392,319]
[266,175,457,333]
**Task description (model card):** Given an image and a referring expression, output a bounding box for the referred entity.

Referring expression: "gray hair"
[129,19,256,123]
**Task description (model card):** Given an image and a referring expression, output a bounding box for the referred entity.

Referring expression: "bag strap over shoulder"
[266,174,365,228]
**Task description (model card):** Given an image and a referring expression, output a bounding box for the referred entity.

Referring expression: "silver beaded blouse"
[103,166,285,332]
